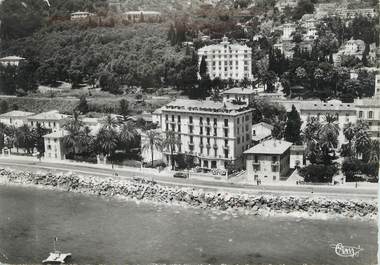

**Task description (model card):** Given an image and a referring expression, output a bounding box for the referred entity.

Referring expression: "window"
[359,111,363,118]
[166,124,169,131]
[253,130,256,136]
[254,155,258,163]
[273,176,276,181]
[224,149,229,158]
[165,115,168,120]
[224,129,229,138]
[213,118,217,125]
[206,117,210,124]
[254,175,258,180]
[171,124,175,131]
[178,124,181,132]
[214,149,217,157]
[189,125,193,134]
[224,119,228,127]
[200,117,203,124]
[200,127,203,135]
[214,128,217,136]
[237,137,240,144]
[368,111,373,119]
[171,115,175,122]
[206,127,210,136]
[237,118,240,124]
[190,135,194,143]
[178,115,181,122]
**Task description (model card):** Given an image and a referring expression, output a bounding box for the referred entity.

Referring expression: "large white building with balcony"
[153,99,253,170]
[197,37,253,81]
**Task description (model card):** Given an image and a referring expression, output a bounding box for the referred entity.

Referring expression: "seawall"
[0,168,377,220]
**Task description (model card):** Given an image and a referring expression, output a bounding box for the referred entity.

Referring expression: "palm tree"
[63,112,84,155]
[367,140,380,163]
[4,125,17,151]
[96,126,119,168]
[163,131,181,170]
[78,126,94,154]
[342,122,356,157]
[302,117,321,164]
[102,115,118,130]
[119,121,137,151]
[142,130,163,167]
[319,114,340,148]
[17,124,35,154]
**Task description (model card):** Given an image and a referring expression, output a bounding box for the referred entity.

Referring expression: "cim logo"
[330,243,363,258]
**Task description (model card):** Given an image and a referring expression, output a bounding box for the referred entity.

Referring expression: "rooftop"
[163,99,251,114]
[43,130,68,138]
[300,100,355,111]
[222,87,256,95]
[0,56,25,61]
[244,139,292,155]
[28,110,68,121]
[0,110,35,118]
[252,122,274,130]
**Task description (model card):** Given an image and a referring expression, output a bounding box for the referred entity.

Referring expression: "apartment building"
[27,110,68,132]
[244,139,292,183]
[299,100,357,145]
[43,130,67,160]
[0,110,35,127]
[197,36,253,81]
[354,74,380,141]
[157,99,253,170]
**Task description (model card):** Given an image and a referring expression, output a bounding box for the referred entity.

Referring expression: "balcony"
[205,123,211,128]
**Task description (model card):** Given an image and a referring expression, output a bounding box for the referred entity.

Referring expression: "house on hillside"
[27,110,69,132]
[70,11,95,20]
[0,56,25,66]
[0,110,35,127]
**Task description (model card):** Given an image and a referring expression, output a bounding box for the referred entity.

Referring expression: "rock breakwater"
[0,168,377,220]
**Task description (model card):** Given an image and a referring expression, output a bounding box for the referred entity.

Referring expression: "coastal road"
[0,159,377,200]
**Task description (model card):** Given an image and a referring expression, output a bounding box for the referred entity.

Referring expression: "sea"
[0,185,377,264]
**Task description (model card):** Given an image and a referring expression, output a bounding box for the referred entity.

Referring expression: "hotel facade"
[154,99,253,170]
[197,37,253,81]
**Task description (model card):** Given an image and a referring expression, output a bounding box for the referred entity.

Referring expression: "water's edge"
[0,168,377,222]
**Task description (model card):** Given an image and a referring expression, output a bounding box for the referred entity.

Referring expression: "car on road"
[173,172,189,179]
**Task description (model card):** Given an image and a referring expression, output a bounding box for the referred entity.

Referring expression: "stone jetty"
[0,168,377,220]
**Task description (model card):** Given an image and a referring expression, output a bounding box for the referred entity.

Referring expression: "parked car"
[173,172,189,179]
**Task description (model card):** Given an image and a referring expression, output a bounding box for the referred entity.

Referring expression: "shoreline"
[0,168,377,222]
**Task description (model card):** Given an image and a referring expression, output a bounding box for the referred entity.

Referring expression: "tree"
[96,120,119,168]
[142,130,163,167]
[293,0,314,20]
[302,117,321,164]
[63,112,85,156]
[34,123,49,157]
[199,56,207,78]
[284,105,302,144]
[119,121,137,152]
[118,99,129,119]
[163,131,181,170]
[0,100,9,114]
[76,95,89,114]
[16,124,35,154]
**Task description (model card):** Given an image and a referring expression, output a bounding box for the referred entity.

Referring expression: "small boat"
[42,237,71,264]
[42,251,71,264]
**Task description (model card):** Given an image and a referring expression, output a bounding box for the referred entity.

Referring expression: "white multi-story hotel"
[154,99,253,170]
[197,37,253,81]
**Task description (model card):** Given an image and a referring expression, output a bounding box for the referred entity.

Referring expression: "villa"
[0,110,35,127]
[244,139,292,184]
